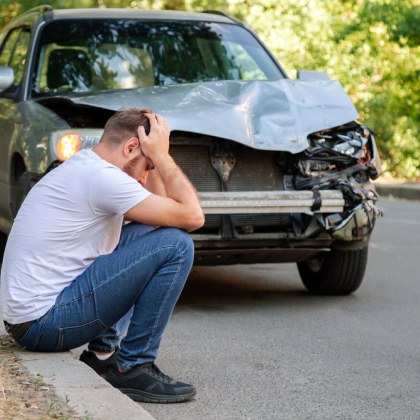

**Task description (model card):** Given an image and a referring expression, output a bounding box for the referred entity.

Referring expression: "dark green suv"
[0,6,382,294]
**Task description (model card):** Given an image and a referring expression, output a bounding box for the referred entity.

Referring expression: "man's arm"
[143,168,167,197]
[125,114,204,232]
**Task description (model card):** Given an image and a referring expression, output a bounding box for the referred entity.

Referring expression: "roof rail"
[201,10,244,26]
[19,5,53,16]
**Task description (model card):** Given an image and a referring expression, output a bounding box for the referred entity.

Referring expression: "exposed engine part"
[298,159,333,177]
[289,122,383,242]
[210,142,236,191]
[333,132,367,158]
[210,142,237,239]
[301,123,378,178]
[310,130,368,160]
[293,164,369,196]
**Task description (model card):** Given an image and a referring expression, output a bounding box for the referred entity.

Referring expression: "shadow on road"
[177,264,358,313]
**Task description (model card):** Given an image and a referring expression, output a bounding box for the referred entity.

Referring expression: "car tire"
[11,171,34,217]
[297,245,368,295]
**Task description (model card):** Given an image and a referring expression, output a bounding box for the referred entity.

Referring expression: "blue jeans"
[16,223,194,371]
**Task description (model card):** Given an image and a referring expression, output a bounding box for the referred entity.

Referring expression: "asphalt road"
[144,198,420,420]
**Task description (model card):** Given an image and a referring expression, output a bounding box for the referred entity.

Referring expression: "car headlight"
[50,129,103,161]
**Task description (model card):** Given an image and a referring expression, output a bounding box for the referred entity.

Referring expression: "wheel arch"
[10,152,27,184]
[9,152,34,217]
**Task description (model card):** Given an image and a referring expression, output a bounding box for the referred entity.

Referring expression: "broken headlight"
[50,129,103,161]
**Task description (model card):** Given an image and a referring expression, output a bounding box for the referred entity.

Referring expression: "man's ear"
[124,137,141,157]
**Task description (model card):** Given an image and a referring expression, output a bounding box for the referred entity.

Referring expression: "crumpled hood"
[69,79,358,153]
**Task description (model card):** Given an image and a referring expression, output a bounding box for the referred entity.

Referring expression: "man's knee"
[166,227,194,251]
[160,228,194,262]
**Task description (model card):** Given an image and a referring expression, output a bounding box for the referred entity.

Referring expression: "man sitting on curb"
[0,108,204,403]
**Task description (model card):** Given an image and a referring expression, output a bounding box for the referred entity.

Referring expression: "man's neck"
[93,143,124,170]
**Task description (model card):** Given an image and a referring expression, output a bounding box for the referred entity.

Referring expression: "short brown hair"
[100,108,152,145]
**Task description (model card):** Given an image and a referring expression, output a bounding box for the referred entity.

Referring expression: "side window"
[0,28,31,94]
[0,29,21,67]
[9,29,31,85]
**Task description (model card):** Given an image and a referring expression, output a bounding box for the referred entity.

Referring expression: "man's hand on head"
[126,112,203,231]
[137,113,170,166]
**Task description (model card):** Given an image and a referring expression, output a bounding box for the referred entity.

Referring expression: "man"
[0,108,204,403]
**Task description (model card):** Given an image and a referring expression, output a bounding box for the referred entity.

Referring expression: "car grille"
[170,139,291,233]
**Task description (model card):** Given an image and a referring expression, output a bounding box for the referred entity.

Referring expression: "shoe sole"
[118,387,196,403]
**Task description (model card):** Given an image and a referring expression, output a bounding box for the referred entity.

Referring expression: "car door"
[0,26,31,229]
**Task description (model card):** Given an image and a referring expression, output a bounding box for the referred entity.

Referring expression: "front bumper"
[193,190,340,265]
[191,189,379,265]
[198,190,345,214]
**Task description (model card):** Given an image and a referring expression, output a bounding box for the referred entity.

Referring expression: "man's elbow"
[185,210,205,232]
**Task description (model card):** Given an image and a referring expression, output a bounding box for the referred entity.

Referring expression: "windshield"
[33,19,283,96]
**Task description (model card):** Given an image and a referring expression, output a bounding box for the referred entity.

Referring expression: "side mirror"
[297,70,330,81]
[0,67,14,92]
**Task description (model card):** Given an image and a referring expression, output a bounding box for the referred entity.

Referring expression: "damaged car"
[0,6,382,294]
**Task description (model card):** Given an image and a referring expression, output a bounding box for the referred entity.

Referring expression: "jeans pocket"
[57,319,106,352]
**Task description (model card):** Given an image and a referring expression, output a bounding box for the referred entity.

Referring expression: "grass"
[0,335,78,419]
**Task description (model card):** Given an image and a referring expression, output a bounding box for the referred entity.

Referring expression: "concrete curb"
[375,182,420,201]
[16,349,155,420]
[0,316,155,420]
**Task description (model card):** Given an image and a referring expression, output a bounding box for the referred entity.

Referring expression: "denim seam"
[141,243,184,356]
[57,318,107,351]
[54,290,95,309]
[27,306,54,350]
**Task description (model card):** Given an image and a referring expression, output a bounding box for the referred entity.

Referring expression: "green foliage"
[0,0,418,178]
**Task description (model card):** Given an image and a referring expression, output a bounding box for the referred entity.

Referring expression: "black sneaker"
[106,363,196,403]
[79,349,118,377]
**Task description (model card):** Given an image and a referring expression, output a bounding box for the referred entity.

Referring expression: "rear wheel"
[297,245,368,295]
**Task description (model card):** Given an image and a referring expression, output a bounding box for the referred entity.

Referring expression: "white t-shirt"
[0,149,151,324]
